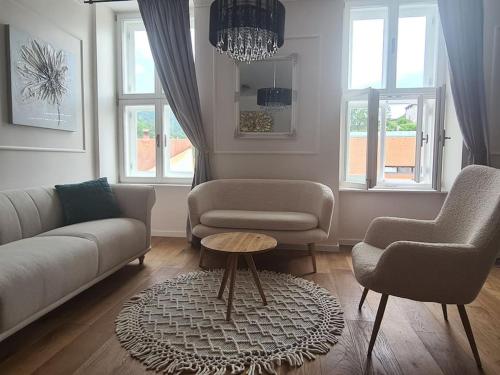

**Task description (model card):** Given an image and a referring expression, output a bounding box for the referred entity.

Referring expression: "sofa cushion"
[0,236,98,332]
[39,218,147,274]
[200,210,319,231]
[55,177,121,225]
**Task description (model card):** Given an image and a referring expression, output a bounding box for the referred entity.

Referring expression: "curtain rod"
[84,0,132,4]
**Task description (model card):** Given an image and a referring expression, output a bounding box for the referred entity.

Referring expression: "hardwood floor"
[0,237,499,375]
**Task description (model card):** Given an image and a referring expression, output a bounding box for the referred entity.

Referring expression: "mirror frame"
[234,53,298,139]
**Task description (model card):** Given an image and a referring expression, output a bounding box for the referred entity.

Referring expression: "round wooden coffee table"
[201,232,277,321]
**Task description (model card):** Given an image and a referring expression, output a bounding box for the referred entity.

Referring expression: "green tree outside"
[136,110,188,139]
[349,108,417,132]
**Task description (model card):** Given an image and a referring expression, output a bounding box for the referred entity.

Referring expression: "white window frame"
[117,13,194,184]
[341,0,447,191]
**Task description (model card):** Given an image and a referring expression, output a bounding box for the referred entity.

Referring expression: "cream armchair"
[188,179,334,273]
[352,165,500,369]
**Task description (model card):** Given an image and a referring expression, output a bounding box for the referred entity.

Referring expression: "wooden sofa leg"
[191,235,201,249]
[308,243,317,273]
[457,305,482,369]
[138,255,145,265]
[199,246,206,269]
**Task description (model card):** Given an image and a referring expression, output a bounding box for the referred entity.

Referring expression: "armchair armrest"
[372,241,484,304]
[111,184,156,246]
[364,217,435,249]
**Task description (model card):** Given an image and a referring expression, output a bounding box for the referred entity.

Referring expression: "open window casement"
[340,88,380,189]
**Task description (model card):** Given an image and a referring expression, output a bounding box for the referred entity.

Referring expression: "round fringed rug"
[115,270,344,375]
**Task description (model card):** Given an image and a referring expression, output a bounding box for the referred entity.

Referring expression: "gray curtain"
[437,0,490,166]
[138,0,211,239]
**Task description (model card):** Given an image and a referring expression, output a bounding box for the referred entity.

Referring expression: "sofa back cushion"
[198,179,328,214]
[0,187,63,245]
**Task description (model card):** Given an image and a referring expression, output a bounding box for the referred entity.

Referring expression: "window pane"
[124,105,156,177]
[378,99,418,182]
[396,4,439,88]
[345,101,368,183]
[349,8,388,89]
[163,105,194,177]
[122,20,155,94]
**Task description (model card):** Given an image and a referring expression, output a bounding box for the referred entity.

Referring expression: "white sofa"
[188,179,334,272]
[0,184,155,342]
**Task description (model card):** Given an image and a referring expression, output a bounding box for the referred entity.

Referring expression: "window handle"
[156,134,160,148]
[421,132,429,147]
[442,129,451,145]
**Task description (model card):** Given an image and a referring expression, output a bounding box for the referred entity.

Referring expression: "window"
[348,7,388,89]
[341,0,446,190]
[118,14,195,183]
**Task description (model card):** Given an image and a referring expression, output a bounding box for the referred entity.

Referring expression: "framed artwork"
[7,25,82,132]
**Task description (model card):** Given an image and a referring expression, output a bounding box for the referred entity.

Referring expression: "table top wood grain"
[201,232,277,254]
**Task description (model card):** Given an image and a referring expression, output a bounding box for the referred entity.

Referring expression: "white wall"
[338,191,445,243]
[151,185,191,237]
[94,6,119,183]
[0,0,96,189]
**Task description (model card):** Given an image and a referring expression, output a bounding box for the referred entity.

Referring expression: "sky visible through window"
[134,30,155,93]
[350,14,431,90]
[351,18,385,89]
[132,26,195,93]
[397,16,427,88]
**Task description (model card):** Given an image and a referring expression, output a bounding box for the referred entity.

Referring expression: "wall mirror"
[235,54,298,138]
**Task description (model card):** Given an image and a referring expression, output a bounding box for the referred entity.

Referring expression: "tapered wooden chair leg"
[244,254,267,305]
[441,304,448,321]
[138,255,145,265]
[308,243,317,273]
[226,255,238,321]
[359,288,369,310]
[457,305,482,369]
[217,255,234,299]
[367,294,389,356]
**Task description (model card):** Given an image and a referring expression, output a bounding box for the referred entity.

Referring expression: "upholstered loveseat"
[188,179,334,272]
[0,184,155,341]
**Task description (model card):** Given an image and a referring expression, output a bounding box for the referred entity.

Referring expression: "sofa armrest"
[316,185,335,235]
[187,182,215,228]
[111,184,156,247]
[364,217,435,249]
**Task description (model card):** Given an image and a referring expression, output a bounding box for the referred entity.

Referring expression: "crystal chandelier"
[209,0,286,63]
